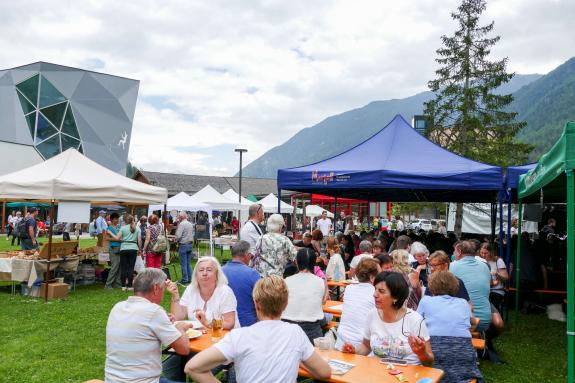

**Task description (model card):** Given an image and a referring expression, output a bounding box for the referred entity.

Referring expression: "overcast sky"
[1,0,573,176]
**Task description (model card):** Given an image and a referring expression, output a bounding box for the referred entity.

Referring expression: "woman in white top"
[335,258,379,350]
[282,248,327,343]
[168,256,239,329]
[185,275,331,382]
[342,271,434,366]
[479,242,509,313]
[325,237,346,281]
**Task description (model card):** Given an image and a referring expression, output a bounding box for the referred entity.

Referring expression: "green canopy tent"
[517,121,575,382]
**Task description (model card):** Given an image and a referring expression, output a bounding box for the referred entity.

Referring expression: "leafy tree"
[424,0,532,167]
[424,0,532,236]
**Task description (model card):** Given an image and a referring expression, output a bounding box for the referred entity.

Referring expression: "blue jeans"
[179,243,194,283]
[21,238,38,250]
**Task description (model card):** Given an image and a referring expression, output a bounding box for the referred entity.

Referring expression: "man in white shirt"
[105,268,192,383]
[316,211,332,237]
[239,203,264,255]
[349,240,373,278]
[185,275,331,383]
[395,215,405,232]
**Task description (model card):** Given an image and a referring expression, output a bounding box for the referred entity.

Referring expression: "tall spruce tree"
[424,0,532,167]
[424,0,532,236]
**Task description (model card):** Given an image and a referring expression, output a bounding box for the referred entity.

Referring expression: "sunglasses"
[401,311,424,338]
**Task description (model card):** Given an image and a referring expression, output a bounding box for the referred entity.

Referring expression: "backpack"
[152,230,168,252]
[16,219,28,238]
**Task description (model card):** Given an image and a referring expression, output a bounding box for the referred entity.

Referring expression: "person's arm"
[322,279,329,303]
[222,311,236,330]
[408,336,434,366]
[496,260,509,282]
[175,223,184,242]
[170,321,193,355]
[184,347,227,383]
[107,228,121,241]
[143,229,151,253]
[166,281,188,320]
[28,223,36,244]
[342,338,371,355]
[301,351,332,380]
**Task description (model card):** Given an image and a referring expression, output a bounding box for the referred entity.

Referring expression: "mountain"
[513,57,575,160]
[242,71,547,178]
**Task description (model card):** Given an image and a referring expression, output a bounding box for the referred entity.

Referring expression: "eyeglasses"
[401,311,424,338]
[429,262,445,270]
[257,204,263,213]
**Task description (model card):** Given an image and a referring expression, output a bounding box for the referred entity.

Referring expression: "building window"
[15,74,83,159]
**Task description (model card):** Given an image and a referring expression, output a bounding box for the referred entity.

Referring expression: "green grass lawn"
[0,237,568,382]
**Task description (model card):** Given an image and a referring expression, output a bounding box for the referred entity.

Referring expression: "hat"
[99,210,106,214]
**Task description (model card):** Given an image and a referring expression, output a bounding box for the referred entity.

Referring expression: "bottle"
[335,264,342,281]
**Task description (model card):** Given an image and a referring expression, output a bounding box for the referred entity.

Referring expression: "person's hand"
[194,309,208,327]
[342,343,356,354]
[168,313,176,323]
[408,335,426,356]
[174,320,193,332]
[416,264,426,273]
[165,280,179,297]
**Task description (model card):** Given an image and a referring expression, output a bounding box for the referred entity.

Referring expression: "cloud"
[0,0,572,175]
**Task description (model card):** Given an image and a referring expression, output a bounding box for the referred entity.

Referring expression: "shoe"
[180,280,189,285]
[127,287,134,291]
[122,287,127,291]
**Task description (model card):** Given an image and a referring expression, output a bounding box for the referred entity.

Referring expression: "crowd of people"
[105,203,547,383]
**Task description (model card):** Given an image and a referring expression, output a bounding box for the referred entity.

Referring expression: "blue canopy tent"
[277,115,504,204]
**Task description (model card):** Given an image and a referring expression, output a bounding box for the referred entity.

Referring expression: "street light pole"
[235,148,247,239]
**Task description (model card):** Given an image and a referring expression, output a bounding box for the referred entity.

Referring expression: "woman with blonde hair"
[390,249,421,310]
[185,276,331,382]
[168,256,239,329]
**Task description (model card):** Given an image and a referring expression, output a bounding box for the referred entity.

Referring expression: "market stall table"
[0,256,79,294]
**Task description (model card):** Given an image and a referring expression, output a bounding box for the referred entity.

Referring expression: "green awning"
[6,202,51,208]
[246,194,258,202]
[518,121,575,202]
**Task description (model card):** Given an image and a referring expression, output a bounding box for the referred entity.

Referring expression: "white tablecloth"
[0,256,80,287]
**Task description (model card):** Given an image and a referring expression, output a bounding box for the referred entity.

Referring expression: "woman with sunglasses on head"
[417,271,483,382]
[342,272,434,366]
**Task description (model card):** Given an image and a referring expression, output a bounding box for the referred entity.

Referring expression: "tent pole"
[499,191,504,259]
[2,201,5,234]
[506,189,512,273]
[333,198,338,235]
[277,188,281,214]
[515,200,522,324]
[45,200,55,303]
[566,169,575,383]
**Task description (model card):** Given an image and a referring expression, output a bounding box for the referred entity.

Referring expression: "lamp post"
[235,148,247,239]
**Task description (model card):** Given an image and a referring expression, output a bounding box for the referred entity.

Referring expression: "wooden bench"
[508,287,567,295]
[472,338,485,350]
[322,321,339,330]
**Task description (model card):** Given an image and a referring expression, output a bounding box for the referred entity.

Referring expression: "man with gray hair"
[175,211,195,284]
[105,268,192,383]
[239,203,264,255]
[349,240,373,278]
[222,240,261,327]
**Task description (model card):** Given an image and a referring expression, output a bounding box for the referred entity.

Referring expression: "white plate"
[175,320,204,329]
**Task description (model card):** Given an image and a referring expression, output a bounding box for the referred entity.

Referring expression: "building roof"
[136,170,289,198]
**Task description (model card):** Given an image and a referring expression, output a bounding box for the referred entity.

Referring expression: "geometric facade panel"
[16,73,81,160]
[1,62,139,174]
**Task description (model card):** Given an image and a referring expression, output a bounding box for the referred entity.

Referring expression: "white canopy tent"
[148,192,214,255]
[0,148,167,203]
[190,185,242,211]
[222,189,252,209]
[0,148,168,300]
[259,193,294,214]
[296,205,334,218]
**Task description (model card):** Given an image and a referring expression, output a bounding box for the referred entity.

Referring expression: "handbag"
[250,237,275,271]
[152,226,168,253]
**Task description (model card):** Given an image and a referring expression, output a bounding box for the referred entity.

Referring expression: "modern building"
[0,62,139,175]
[411,115,428,135]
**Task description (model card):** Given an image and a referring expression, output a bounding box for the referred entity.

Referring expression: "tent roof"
[506,163,537,190]
[519,121,575,202]
[189,185,241,211]
[277,115,503,202]
[0,149,167,204]
[148,191,212,214]
[296,205,334,218]
[222,189,253,208]
[259,193,294,214]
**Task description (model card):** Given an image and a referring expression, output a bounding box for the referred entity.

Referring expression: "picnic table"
[327,279,351,300]
[323,300,344,317]
[188,329,444,382]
